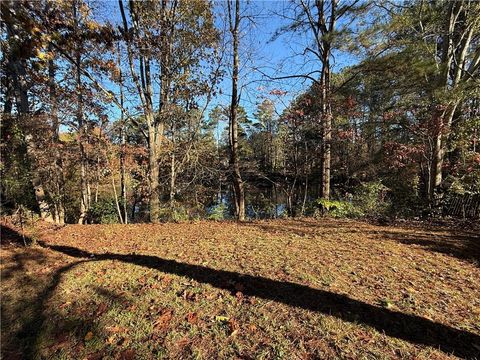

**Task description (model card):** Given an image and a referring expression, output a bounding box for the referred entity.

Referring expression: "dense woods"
[1,0,479,224]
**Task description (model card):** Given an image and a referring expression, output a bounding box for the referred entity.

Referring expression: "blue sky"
[90,0,361,132]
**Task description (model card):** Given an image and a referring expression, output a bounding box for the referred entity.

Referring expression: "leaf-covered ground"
[1,218,479,360]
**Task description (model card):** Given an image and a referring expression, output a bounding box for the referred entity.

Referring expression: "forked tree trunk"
[428,103,458,199]
[426,1,478,200]
[119,0,164,223]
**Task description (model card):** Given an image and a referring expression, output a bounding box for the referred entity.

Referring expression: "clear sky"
[90,0,361,132]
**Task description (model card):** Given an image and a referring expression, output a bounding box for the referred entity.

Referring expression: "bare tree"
[118,0,164,222]
[227,0,245,220]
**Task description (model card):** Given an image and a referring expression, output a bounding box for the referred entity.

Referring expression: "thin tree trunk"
[74,1,89,224]
[320,76,332,200]
[429,103,458,199]
[148,127,161,222]
[147,54,162,222]
[299,0,337,201]
[131,196,137,222]
[169,126,176,208]
[319,0,336,200]
[109,160,124,224]
[48,43,65,224]
[302,141,308,215]
[120,123,128,223]
[427,1,471,200]
[94,154,100,203]
[118,46,128,223]
[169,150,176,208]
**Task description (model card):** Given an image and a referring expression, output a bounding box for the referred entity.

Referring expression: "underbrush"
[307,181,391,219]
[87,198,120,224]
[207,203,229,220]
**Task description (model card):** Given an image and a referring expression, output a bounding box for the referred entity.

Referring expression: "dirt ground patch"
[1,218,479,359]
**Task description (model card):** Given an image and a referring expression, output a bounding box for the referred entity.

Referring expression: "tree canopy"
[1,0,479,223]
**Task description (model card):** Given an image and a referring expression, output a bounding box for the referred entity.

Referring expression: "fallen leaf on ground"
[96,302,108,316]
[118,349,135,360]
[153,308,173,330]
[105,325,127,334]
[215,315,229,322]
[186,312,198,324]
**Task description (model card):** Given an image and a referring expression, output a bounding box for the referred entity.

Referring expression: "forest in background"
[1,0,479,224]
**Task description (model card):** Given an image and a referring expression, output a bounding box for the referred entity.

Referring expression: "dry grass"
[1,218,479,359]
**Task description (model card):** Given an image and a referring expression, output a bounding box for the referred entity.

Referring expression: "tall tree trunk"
[148,125,161,222]
[228,0,245,221]
[74,1,90,224]
[318,0,336,200]
[120,123,128,223]
[426,1,473,200]
[429,103,458,199]
[147,55,163,223]
[119,0,163,223]
[320,68,332,200]
[302,141,309,215]
[48,46,65,224]
[118,46,128,223]
[17,73,52,221]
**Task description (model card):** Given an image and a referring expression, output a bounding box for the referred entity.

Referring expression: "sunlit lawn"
[1,218,479,359]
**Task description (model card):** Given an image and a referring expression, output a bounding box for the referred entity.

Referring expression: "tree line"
[1,0,479,224]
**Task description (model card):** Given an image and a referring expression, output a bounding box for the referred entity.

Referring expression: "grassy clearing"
[1,219,479,359]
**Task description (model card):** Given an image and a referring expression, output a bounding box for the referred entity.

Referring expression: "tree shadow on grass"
[1,223,35,246]
[241,219,480,265]
[3,224,479,359]
[37,241,480,359]
[374,230,480,265]
[14,260,90,359]
[2,252,134,360]
[1,225,115,359]
[239,218,365,237]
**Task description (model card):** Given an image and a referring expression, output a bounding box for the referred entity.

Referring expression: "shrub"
[315,199,362,218]
[87,198,120,224]
[309,181,391,219]
[159,206,189,222]
[171,206,189,222]
[352,181,391,217]
[207,203,228,220]
[383,173,422,217]
[246,192,277,219]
